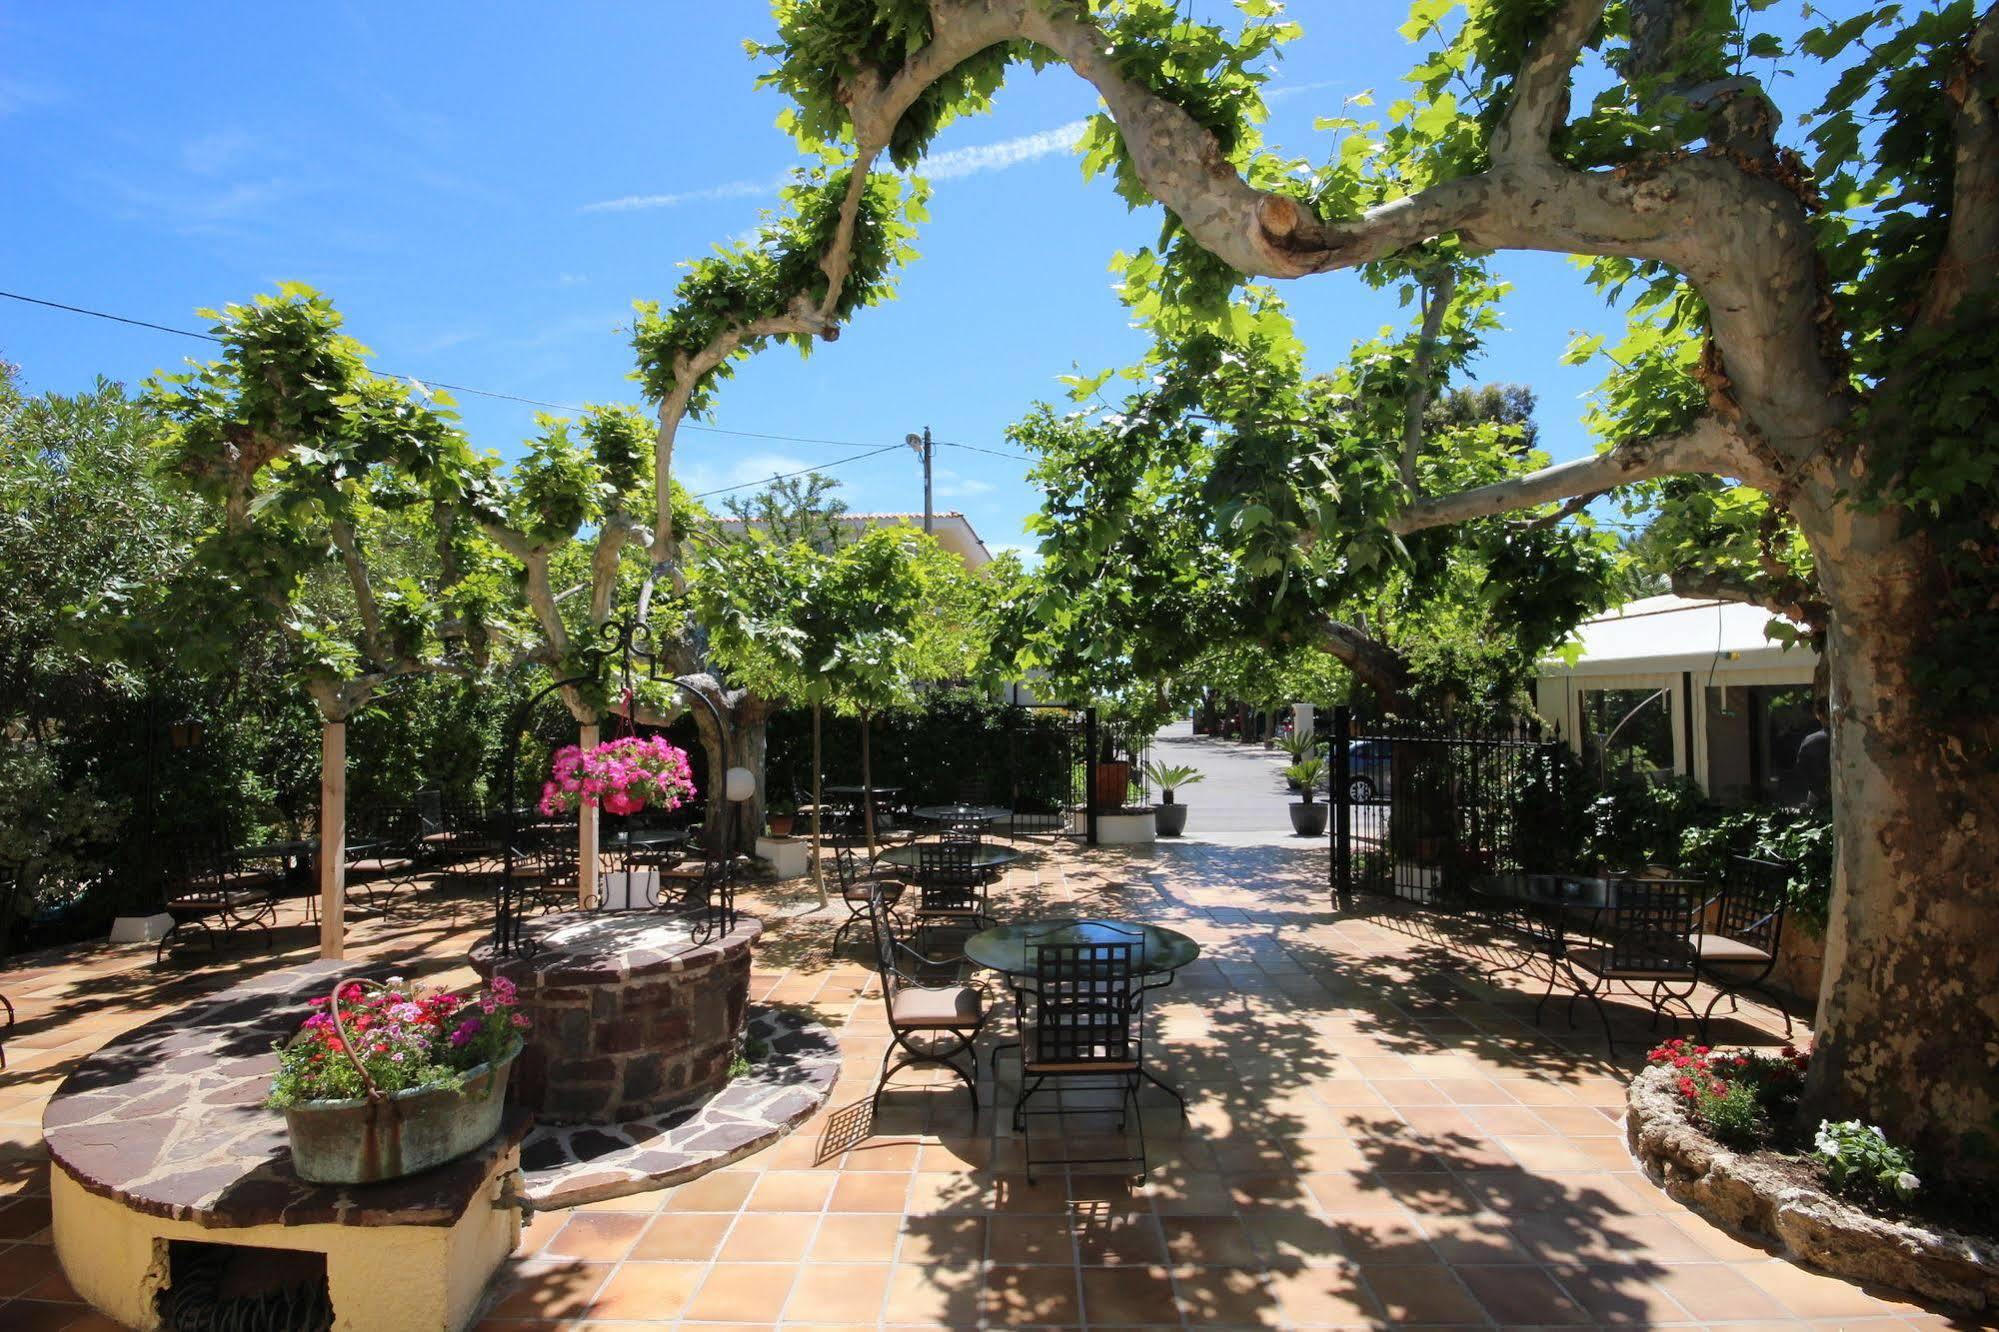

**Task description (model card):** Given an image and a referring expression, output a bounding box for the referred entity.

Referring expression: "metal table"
[877,843,1026,873]
[964,918,1200,978]
[910,804,1011,829]
[966,917,1199,1114]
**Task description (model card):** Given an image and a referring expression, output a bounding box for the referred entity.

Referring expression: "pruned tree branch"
[1392,416,1754,533]
[1921,2,1999,328]
[1519,489,1606,531]
[328,519,389,666]
[1317,614,1413,706]
[1401,267,1458,493]
[1490,0,1604,164]
[1669,567,1828,635]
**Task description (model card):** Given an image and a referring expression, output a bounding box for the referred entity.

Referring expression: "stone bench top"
[469,908,761,987]
[43,958,530,1230]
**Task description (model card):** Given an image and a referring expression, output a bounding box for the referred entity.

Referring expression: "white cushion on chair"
[891,986,983,1028]
[1688,933,1772,966]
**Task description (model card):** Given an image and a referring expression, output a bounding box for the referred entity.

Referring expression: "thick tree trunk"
[1801,496,1999,1178]
[678,675,768,861]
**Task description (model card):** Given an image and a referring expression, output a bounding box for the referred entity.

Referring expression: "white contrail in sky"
[581,119,1089,213]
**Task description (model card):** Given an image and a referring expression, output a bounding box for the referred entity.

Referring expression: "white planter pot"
[1095,811,1157,846]
[110,912,175,944]
[755,836,810,880]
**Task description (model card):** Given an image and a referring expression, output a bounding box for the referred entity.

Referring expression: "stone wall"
[475,913,760,1126]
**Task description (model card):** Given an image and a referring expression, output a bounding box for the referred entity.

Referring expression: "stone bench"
[42,959,529,1332]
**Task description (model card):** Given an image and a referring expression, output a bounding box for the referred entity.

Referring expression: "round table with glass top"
[910,804,1012,827]
[963,917,1200,978]
[876,842,1026,873]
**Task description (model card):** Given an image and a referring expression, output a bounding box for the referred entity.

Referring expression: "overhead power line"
[690,444,907,499]
[1,288,1025,462]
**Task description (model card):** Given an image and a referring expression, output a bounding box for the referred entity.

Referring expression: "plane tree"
[749,0,1999,1170]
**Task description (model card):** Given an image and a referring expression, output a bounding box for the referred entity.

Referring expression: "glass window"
[1579,686,1675,785]
[1705,683,1824,804]
[1759,685,1825,804]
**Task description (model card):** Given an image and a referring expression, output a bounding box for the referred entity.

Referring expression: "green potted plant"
[1285,757,1329,836]
[268,975,528,1185]
[1141,761,1205,837]
[1276,731,1321,787]
[765,794,797,838]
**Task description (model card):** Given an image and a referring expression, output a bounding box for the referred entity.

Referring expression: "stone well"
[471,909,761,1125]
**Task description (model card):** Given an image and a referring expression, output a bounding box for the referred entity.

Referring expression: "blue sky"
[0,3,1817,555]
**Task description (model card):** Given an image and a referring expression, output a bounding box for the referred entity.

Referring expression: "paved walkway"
[1148,721,1317,846]
[0,841,1954,1330]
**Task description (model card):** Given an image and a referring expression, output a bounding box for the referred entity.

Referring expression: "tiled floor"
[0,841,1969,1329]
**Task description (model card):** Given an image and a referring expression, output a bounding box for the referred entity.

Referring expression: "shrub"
[1647,1038,1810,1147]
[1814,1120,1921,1203]
[1579,778,1833,934]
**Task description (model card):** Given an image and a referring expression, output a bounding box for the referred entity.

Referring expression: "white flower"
[1894,1171,1920,1196]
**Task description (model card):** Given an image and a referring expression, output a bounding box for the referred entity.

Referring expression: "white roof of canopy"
[1542,594,1817,678]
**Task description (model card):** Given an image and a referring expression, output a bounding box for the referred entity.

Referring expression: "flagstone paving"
[0,839,1966,1329]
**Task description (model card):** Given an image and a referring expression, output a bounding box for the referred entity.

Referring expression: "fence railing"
[1328,707,1568,906]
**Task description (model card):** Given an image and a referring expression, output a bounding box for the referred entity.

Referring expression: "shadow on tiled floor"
[0,843,1962,1329]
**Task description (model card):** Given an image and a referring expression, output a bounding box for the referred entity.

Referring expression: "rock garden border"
[1626,1063,1999,1313]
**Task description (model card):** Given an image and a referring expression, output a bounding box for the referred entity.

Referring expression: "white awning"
[1542,595,1817,679]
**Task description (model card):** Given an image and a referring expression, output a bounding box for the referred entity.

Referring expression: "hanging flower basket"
[268,975,530,1185]
[539,735,697,818]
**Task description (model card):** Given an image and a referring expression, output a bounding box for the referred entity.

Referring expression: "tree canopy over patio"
[628,0,1997,1176]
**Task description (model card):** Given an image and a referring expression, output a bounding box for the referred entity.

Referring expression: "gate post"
[1331,705,1351,906]
[1084,707,1100,846]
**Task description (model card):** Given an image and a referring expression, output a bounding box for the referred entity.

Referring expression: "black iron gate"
[1014,704,1152,845]
[1329,706,1568,905]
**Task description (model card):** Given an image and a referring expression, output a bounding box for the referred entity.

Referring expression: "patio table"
[966,917,1199,1113]
[911,804,1012,829]
[877,842,1026,873]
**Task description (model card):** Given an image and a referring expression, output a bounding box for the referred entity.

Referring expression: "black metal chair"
[1011,926,1148,1179]
[867,885,988,1114]
[346,807,421,916]
[157,838,279,962]
[1538,876,1704,1053]
[911,841,994,947]
[510,836,579,915]
[831,842,905,954]
[1695,855,1794,1038]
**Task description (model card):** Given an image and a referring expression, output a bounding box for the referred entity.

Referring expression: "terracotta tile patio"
[0,840,1965,1329]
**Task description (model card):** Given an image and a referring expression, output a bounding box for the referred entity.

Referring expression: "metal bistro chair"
[831,842,906,955]
[1694,855,1795,1038]
[1012,927,1149,1179]
[1538,876,1704,1054]
[510,835,579,916]
[912,840,995,948]
[867,884,988,1114]
[346,807,422,917]
[157,838,279,962]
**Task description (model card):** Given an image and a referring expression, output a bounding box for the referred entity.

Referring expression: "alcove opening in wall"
[156,1239,332,1332]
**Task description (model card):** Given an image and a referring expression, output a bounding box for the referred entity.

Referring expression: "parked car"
[1344,741,1393,802]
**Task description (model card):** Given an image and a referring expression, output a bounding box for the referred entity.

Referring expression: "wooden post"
[578,722,599,908]
[318,719,346,960]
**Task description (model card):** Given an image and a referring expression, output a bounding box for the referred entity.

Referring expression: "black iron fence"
[1329,707,1569,905]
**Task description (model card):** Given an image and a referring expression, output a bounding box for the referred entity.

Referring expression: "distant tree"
[723,471,849,552]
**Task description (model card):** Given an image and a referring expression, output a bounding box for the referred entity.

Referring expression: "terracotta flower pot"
[767,813,795,837]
